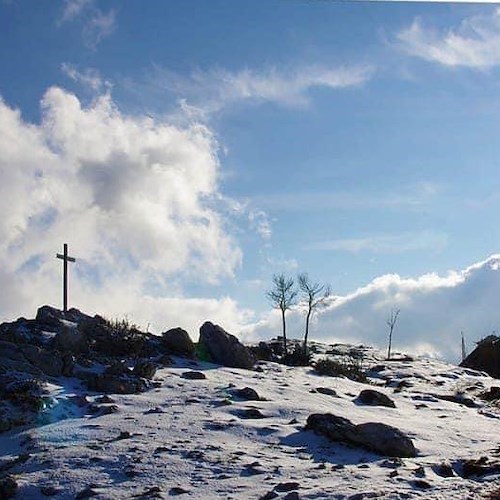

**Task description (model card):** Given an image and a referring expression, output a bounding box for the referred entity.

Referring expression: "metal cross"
[56,243,76,312]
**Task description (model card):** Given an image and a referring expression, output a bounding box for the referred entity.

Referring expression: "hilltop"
[0,306,499,499]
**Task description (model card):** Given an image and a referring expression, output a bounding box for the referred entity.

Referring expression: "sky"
[2,0,500,361]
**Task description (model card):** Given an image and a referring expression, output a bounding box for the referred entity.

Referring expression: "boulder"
[306,413,417,458]
[53,325,88,354]
[233,387,261,401]
[20,345,63,377]
[461,335,500,379]
[161,327,195,356]
[88,374,149,394]
[198,322,255,370]
[356,389,396,408]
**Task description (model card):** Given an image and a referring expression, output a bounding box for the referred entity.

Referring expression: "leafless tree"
[266,274,297,354]
[386,308,400,360]
[298,273,331,355]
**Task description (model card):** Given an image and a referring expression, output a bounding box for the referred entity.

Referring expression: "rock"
[181,371,206,380]
[479,386,500,402]
[239,408,266,419]
[89,404,119,416]
[461,335,500,379]
[412,480,432,490]
[104,361,129,376]
[133,360,156,380]
[88,374,149,394]
[234,387,261,401]
[161,328,195,356]
[53,325,88,353]
[432,463,455,478]
[199,321,256,369]
[169,487,190,495]
[275,482,300,492]
[316,387,337,397]
[356,389,396,408]
[458,457,500,478]
[260,491,279,500]
[306,413,417,458]
[434,394,477,408]
[20,345,63,377]
[0,476,17,499]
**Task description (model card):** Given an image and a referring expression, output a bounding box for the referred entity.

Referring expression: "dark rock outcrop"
[306,413,417,458]
[161,327,195,356]
[461,335,500,379]
[198,322,255,370]
[355,389,396,408]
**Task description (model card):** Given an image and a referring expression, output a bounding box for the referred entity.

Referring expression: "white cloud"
[397,10,500,68]
[0,87,247,335]
[60,0,93,22]
[59,0,116,49]
[307,230,448,254]
[251,182,439,213]
[248,209,272,240]
[244,255,500,362]
[149,64,374,113]
[61,63,111,93]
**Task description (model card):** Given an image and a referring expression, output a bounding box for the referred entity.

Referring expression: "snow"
[1,343,499,499]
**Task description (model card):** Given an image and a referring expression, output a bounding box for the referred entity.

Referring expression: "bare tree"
[298,273,331,356]
[266,274,297,354]
[386,308,400,360]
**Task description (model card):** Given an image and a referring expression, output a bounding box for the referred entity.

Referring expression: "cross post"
[56,243,76,312]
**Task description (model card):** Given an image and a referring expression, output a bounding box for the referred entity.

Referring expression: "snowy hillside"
[1,341,499,499]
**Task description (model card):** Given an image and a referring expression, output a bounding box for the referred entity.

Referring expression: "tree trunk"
[303,308,312,355]
[387,326,393,360]
[281,308,287,354]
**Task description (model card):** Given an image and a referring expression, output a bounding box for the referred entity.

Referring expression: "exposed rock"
[105,361,129,376]
[161,327,195,356]
[306,413,417,458]
[88,374,149,394]
[181,371,206,380]
[432,393,478,408]
[316,387,338,397]
[479,386,500,402]
[169,487,190,496]
[233,387,261,401]
[456,457,500,478]
[461,335,500,379]
[432,463,455,478]
[355,389,396,408]
[20,345,63,377]
[53,325,88,353]
[199,321,256,369]
[275,482,300,492]
[239,408,266,419]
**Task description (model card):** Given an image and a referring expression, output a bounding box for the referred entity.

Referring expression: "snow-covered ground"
[1,343,499,499]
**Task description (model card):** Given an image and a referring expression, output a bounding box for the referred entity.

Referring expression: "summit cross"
[56,243,76,312]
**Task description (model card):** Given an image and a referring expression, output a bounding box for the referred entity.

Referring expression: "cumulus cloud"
[0,87,248,335]
[245,256,500,362]
[149,64,374,113]
[59,0,116,49]
[397,9,500,68]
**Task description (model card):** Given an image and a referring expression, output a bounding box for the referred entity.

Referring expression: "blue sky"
[2,0,500,360]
